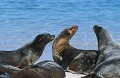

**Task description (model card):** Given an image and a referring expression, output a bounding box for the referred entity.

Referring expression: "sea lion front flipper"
[53,56,62,66]
[61,59,70,70]
[61,49,75,70]
[0,63,21,78]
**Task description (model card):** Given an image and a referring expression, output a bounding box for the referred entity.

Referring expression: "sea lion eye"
[39,38,42,41]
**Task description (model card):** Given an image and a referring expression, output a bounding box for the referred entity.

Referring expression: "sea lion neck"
[55,37,70,45]
[52,26,78,66]
[53,37,73,52]
[94,25,119,54]
[52,36,74,65]
[30,42,45,56]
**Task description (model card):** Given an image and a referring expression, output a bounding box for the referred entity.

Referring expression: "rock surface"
[65,72,85,78]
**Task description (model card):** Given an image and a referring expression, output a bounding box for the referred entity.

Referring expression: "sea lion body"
[84,25,120,78]
[52,26,98,74]
[0,45,36,68]
[0,61,65,78]
[36,60,66,78]
[0,33,55,68]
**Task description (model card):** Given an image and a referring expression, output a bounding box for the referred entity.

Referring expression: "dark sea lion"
[52,25,98,74]
[83,25,120,78]
[0,61,65,78]
[0,33,55,68]
[36,60,66,78]
[0,63,45,78]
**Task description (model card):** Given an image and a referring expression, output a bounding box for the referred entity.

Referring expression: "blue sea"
[0,0,120,61]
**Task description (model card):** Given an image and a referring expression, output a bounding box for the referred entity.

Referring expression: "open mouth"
[68,26,78,35]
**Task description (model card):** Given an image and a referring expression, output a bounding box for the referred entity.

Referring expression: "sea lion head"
[57,25,78,41]
[34,33,55,46]
[31,33,55,50]
[93,25,114,53]
[52,26,78,66]
[93,25,102,33]
[93,25,111,40]
[93,25,104,38]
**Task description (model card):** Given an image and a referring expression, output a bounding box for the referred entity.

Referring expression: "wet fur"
[83,25,120,78]
[0,61,65,78]
[52,26,98,74]
[0,34,55,68]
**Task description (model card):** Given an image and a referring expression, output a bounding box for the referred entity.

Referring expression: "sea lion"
[83,25,120,78]
[0,33,55,68]
[0,61,65,78]
[52,25,98,74]
[36,60,66,78]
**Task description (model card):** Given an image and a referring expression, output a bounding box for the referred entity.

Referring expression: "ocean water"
[0,0,120,61]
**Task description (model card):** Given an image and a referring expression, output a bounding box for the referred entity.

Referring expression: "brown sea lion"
[83,25,120,78]
[0,61,65,78]
[52,25,98,74]
[0,33,55,68]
